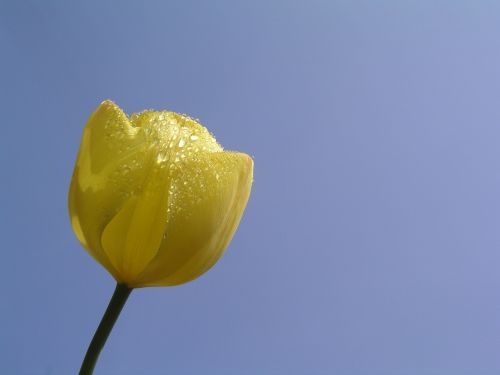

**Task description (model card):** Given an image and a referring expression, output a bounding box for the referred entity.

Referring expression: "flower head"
[69,100,253,287]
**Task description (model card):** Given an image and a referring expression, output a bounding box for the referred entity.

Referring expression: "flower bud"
[69,101,253,287]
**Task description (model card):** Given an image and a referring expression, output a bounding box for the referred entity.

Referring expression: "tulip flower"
[69,100,253,374]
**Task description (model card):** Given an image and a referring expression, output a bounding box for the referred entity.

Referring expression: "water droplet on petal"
[157,151,168,163]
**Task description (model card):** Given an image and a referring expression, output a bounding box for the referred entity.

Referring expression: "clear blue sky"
[2,1,500,374]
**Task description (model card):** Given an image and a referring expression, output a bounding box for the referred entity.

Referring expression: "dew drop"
[157,152,168,163]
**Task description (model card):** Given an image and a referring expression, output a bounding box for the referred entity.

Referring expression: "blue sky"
[1,1,500,374]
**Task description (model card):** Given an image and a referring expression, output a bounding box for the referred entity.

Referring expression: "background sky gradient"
[2,1,500,374]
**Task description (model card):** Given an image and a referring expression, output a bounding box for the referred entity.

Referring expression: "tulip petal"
[81,100,143,175]
[68,101,149,280]
[100,165,170,283]
[132,151,253,287]
[130,110,223,154]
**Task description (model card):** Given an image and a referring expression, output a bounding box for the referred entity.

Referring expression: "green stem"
[79,283,132,375]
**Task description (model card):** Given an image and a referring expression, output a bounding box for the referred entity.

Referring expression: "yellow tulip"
[69,100,253,288]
